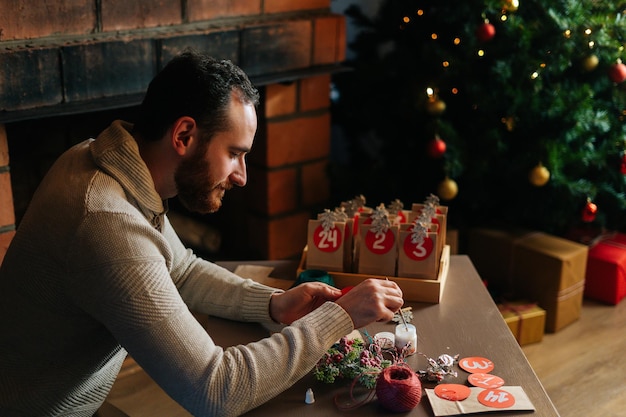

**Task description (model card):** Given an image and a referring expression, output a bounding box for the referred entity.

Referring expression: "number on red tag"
[313,225,342,253]
[364,229,395,254]
[403,234,434,261]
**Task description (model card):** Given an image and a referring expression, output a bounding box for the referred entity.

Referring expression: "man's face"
[175,94,257,214]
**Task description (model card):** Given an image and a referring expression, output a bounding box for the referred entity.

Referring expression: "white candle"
[374,331,395,349]
[395,323,417,355]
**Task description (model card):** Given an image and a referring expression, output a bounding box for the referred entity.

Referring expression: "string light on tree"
[425,88,446,116]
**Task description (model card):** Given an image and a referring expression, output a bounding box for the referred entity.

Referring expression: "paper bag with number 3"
[398,221,439,279]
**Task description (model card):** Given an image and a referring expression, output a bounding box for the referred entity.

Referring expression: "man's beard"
[174,150,232,214]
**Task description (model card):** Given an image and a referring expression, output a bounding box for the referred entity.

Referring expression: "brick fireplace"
[0,0,347,262]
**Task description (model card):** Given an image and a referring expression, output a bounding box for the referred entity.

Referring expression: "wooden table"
[211,255,560,417]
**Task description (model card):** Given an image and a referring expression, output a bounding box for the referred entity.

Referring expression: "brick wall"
[0,0,346,262]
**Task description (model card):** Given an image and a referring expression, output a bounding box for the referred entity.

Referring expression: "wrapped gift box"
[584,233,626,305]
[498,302,546,345]
[469,229,588,332]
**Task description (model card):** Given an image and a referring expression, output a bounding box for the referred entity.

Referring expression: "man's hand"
[334,279,403,328]
[269,278,403,329]
[269,282,342,325]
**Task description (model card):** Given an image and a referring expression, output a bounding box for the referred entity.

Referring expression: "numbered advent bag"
[397,224,439,279]
[357,223,398,276]
[306,219,352,272]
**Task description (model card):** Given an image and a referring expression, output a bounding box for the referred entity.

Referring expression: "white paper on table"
[425,386,535,416]
[233,265,293,290]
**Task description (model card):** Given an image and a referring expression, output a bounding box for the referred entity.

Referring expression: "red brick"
[301,160,330,207]
[248,165,298,215]
[299,75,330,112]
[264,0,330,13]
[265,83,297,118]
[267,212,310,259]
[313,15,346,65]
[0,172,15,226]
[0,125,8,166]
[0,0,95,40]
[0,230,16,266]
[265,113,331,167]
[188,0,261,21]
[101,0,181,31]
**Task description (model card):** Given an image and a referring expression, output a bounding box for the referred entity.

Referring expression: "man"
[0,50,403,417]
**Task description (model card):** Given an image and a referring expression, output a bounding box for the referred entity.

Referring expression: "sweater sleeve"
[162,215,281,323]
[68,212,354,417]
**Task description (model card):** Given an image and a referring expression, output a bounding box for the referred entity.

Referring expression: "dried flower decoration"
[387,199,404,212]
[370,204,391,234]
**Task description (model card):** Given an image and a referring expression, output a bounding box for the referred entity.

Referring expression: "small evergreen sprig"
[313,336,395,389]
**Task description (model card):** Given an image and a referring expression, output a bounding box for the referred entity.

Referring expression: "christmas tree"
[330,0,626,239]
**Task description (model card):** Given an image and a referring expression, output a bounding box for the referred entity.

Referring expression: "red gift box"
[584,233,626,305]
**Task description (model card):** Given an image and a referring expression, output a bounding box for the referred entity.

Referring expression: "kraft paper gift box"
[468,228,529,296]
[468,229,588,332]
[511,233,588,333]
[584,233,626,305]
[498,302,546,345]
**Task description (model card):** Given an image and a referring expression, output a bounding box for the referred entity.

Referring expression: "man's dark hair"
[133,49,260,142]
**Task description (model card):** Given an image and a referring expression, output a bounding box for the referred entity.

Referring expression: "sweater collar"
[90,120,165,215]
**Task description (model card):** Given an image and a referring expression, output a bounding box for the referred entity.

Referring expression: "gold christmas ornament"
[529,163,550,187]
[426,98,446,116]
[581,54,599,72]
[502,0,519,12]
[437,177,458,200]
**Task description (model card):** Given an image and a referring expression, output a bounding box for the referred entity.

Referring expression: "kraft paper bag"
[397,223,439,279]
[357,223,399,276]
[411,203,447,259]
[306,218,350,272]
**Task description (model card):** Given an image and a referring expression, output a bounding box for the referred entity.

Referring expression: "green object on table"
[291,269,335,288]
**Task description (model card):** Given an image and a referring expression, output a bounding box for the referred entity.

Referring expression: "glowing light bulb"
[477,49,485,57]
[530,71,539,79]
[453,37,461,45]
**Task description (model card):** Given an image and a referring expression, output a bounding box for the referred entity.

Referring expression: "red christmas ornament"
[476,21,496,42]
[608,61,626,83]
[581,200,598,223]
[427,136,447,158]
[621,154,626,175]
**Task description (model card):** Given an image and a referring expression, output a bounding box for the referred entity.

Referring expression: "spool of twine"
[375,365,422,412]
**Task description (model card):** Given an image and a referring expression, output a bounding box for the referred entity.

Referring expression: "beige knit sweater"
[0,121,354,417]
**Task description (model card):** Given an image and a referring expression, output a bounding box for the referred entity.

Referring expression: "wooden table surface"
[211,255,560,417]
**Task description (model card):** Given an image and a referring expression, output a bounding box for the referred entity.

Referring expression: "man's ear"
[171,116,198,156]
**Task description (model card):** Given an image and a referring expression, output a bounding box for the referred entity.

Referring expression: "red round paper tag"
[477,388,516,408]
[403,234,434,260]
[434,384,471,401]
[312,224,342,253]
[459,357,495,374]
[364,229,395,254]
[468,373,505,389]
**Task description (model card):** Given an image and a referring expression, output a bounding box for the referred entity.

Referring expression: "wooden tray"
[297,245,450,304]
